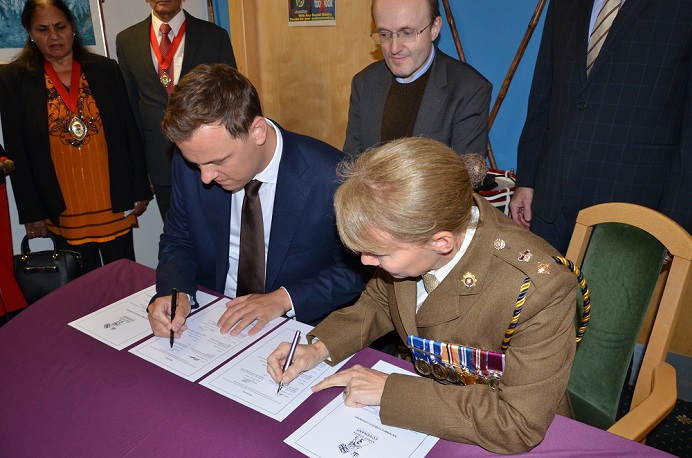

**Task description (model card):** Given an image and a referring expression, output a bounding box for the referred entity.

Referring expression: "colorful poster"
[289,0,336,27]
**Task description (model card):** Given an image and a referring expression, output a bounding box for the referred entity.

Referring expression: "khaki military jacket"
[309,195,578,454]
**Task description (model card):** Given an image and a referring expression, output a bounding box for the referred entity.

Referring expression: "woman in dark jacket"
[0,0,151,272]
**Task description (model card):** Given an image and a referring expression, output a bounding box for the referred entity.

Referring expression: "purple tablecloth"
[0,259,671,457]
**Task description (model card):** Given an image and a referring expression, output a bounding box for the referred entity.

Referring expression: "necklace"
[44,59,87,141]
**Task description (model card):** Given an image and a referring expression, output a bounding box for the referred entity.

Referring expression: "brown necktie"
[586,0,621,75]
[158,23,174,95]
[236,180,265,297]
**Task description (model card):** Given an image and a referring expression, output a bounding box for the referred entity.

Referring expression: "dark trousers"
[52,231,135,274]
[530,208,574,255]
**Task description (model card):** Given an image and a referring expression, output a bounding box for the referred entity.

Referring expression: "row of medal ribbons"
[407,334,505,387]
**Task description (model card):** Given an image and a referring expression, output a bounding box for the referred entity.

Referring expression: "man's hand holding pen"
[148,292,191,340]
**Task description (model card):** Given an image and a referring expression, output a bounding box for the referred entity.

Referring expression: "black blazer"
[343,48,491,157]
[0,55,151,225]
[517,0,691,231]
[116,11,236,187]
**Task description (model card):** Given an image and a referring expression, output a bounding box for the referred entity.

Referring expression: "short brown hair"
[334,138,474,254]
[162,64,262,143]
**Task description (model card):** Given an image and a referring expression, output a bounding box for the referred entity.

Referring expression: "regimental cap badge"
[461,272,477,288]
[518,249,532,262]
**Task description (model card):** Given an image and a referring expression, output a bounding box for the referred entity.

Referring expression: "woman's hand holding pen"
[267,340,330,387]
[148,293,190,339]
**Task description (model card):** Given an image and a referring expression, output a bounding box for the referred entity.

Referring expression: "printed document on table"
[69,285,155,350]
[200,320,351,422]
[129,300,283,381]
[69,286,220,351]
[285,360,439,458]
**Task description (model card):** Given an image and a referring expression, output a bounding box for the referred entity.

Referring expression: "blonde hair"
[335,138,474,253]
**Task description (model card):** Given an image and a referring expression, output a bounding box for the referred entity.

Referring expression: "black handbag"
[13,233,84,304]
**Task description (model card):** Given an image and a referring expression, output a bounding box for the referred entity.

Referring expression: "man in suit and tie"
[116,0,236,219]
[510,0,691,253]
[147,64,369,340]
[343,0,491,157]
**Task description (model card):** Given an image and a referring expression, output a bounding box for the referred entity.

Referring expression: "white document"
[69,286,221,351]
[285,360,439,458]
[200,321,351,422]
[129,300,284,381]
[69,285,156,350]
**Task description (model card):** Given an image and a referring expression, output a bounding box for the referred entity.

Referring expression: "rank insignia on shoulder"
[518,249,532,262]
[537,262,551,274]
[462,272,477,288]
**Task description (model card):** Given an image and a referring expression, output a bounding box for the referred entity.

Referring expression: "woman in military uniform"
[267,137,578,454]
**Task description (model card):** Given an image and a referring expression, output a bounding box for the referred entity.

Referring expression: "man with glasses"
[343,0,492,158]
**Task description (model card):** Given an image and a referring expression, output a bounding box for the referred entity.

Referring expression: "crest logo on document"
[103,315,134,330]
[338,428,377,456]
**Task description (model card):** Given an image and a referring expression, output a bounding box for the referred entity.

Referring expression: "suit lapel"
[133,16,167,93]
[393,279,418,337]
[265,127,310,291]
[587,0,651,80]
[576,0,593,86]
[180,11,198,75]
[370,67,391,146]
[198,175,232,291]
[414,51,446,136]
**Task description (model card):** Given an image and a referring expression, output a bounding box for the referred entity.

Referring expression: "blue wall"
[212,0,232,36]
[436,1,548,171]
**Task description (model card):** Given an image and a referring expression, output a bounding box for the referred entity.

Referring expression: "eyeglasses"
[370,20,435,45]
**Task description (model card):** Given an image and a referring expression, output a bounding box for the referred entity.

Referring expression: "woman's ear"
[429,231,455,256]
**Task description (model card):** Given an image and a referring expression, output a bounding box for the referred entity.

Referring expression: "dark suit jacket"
[343,48,491,157]
[156,124,370,325]
[116,10,236,186]
[0,55,151,225]
[517,0,691,231]
[310,196,577,454]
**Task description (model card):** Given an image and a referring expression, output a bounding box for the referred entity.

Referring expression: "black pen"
[170,288,178,348]
[277,330,301,394]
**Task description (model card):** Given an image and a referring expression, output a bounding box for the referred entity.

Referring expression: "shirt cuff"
[281,286,296,318]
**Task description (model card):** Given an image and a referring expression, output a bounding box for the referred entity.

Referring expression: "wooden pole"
[207,0,216,23]
[441,0,466,63]
[488,0,547,130]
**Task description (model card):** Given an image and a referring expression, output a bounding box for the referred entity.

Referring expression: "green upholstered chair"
[565,202,692,442]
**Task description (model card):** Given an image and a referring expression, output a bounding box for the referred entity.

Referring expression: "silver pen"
[277,330,301,394]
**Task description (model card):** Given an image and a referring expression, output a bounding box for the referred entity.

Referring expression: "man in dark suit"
[116,0,236,219]
[510,0,691,253]
[147,64,369,341]
[343,0,491,157]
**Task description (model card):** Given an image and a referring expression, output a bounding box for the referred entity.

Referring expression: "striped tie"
[158,23,174,95]
[586,0,621,75]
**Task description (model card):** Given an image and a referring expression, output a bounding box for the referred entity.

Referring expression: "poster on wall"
[0,0,108,63]
[289,0,336,27]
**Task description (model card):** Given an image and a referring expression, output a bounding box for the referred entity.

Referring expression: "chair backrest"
[565,203,692,430]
